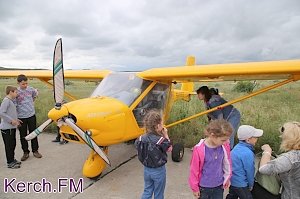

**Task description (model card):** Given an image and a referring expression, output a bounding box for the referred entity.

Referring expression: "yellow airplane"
[1,38,300,179]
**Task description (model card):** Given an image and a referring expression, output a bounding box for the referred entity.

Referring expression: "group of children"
[0,74,42,169]
[135,110,264,199]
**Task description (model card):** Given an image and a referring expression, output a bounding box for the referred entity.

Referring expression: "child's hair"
[143,109,162,134]
[6,86,17,95]
[280,121,300,151]
[196,86,211,101]
[17,74,28,83]
[204,119,233,137]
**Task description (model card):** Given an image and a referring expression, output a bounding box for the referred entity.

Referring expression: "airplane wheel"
[172,143,184,162]
[89,173,102,181]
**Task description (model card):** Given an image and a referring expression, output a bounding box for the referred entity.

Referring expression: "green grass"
[1,78,300,153]
[167,81,300,153]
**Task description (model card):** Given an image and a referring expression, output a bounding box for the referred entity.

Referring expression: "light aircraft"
[1,38,300,178]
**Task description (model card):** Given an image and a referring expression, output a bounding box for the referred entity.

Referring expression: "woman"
[196,86,241,149]
[259,122,300,199]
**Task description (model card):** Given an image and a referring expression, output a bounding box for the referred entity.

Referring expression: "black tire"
[88,172,102,181]
[172,143,184,162]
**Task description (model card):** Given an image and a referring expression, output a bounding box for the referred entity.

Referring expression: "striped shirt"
[16,86,38,118]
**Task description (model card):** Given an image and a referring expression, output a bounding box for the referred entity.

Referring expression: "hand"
[162,127,167,134]
[193,191,200,198]
[162,127,169,138]
[11,119,21,126]
[223,181,230,189]
[261,144,272,153]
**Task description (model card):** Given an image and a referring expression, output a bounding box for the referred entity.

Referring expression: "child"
[189,119,233,199]
[16,74,42,161]
[135,110,172,199]
[226,125,263,199]
[0,86,22,169]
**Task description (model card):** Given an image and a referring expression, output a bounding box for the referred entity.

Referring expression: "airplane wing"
[138,60,300,82]
[0,70,111,81]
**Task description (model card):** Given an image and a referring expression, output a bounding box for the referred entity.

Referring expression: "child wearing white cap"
[226,125,263,199]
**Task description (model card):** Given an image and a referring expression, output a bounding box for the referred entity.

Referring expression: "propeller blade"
[53,38,65,109]
[64,118,111,166]
[25,119,53,140]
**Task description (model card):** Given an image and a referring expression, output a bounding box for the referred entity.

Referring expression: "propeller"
[53,38,64,109]
[25,38,111,165]
[64,118,111,165]
[25,119,53,140]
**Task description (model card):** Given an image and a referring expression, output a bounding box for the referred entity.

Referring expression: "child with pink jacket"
[189,119,233,199]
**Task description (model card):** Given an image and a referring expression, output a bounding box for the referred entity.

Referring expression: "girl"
[189,119,233,199]
[135,110,172,199]
[197,86,241,149]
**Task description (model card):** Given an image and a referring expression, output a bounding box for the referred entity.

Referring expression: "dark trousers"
[56,126,61,140]
[226,186,253,199]
[199,185,224,199]
[18,115,39,153]
[1,129,16,164]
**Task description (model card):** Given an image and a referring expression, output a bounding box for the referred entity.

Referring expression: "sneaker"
[59,140,69,145]
[33,151,42,158]
[13,159,22,165]
[7,162,20,169]
[52,138,60,142]
[21,153,29,161]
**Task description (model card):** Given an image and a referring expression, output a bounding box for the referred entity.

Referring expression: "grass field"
[1,78,300,153]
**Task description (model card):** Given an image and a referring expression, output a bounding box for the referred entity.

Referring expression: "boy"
[226,125,263,199]
[0,86,22,169]
[16,74,42,161]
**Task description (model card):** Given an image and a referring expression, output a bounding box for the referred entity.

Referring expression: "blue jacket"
[135,133,171,168]
[230,141,255,188]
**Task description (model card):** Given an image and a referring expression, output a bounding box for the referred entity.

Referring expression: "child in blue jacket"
[226,125,263,199]
[135,110,172,199]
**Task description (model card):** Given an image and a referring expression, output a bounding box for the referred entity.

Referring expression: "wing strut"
[166,78,295,128]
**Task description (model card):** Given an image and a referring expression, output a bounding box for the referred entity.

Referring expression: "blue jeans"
[199,185,223,199]
[141,165,166,199]
[226,186,253,199]
[227,109,241,149]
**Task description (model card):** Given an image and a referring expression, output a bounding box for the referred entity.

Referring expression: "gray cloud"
[0,0,299,70]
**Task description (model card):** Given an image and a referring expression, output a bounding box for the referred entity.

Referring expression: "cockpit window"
[133,83,170,127]
[91,73,152,106]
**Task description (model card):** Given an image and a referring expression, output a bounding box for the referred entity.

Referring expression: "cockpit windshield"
[91,73,152,106]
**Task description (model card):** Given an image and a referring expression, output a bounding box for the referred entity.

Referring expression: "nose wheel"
[83,147,108,179]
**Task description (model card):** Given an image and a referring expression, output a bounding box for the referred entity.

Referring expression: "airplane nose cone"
[48,105,69,121]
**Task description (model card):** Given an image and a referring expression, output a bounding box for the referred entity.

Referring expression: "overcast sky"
[0,0,299,71]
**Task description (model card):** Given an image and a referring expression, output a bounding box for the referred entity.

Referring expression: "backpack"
[136,135,168,168]
[252,153,281,199]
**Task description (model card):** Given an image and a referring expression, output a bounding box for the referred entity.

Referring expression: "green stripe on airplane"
[54,60,62,75]
[85,134,93,149]
[34,129,41,136]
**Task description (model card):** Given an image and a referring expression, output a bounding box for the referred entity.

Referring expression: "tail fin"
[180,56,194,93]
[172,56,195,102]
